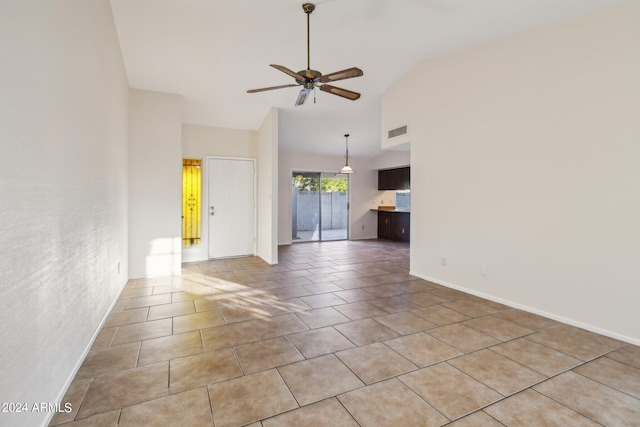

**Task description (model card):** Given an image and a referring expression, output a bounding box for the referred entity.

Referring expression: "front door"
[207,157,255,259]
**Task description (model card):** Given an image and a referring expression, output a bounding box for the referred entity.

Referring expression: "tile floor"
[51,240,640,426]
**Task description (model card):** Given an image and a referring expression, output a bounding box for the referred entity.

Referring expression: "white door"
[208,157,255,259]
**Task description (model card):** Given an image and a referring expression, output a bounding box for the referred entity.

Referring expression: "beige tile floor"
[51,240,640,426]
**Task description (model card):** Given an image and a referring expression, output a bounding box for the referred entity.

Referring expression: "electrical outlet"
[361,225,365,230]
[481,264,489,276]
[117,262,120,274]
[441,257,447,266]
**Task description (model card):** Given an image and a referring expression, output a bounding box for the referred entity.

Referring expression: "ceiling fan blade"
[319,84,361,101]
[318,67,363,83]
[247,84,299,93]
[295,88,312,106]
[270,64,306,81]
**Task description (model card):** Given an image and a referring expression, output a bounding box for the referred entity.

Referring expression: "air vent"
[388,125,408,139]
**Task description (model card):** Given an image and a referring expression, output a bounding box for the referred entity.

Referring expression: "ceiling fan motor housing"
[298,69,322,83]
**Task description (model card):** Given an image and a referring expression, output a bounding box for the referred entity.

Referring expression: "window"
[395,190,411,210]
[182,159,202,247]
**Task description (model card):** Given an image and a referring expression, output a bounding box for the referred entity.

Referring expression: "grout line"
[205,386,216,426]
[529,387,607,427]
[603,347,640,370]
[134,341,142,368]
[571,366,640,401]
[166,360,170,390]
[274,368,302,409]
[334,395,364,427]
[65,377,94,425]
[231,346,246,376]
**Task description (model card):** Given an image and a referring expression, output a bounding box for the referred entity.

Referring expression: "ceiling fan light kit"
[295,88,312,106]
[247,3,363,106]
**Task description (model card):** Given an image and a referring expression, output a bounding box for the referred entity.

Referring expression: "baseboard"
[410,270,640,347]
[43,278,128,427]
[257,252,278,265]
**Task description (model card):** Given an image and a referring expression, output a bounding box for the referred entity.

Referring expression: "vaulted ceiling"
[110,0,626,158]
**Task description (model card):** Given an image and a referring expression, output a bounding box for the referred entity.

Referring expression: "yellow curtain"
[182,159,202,247]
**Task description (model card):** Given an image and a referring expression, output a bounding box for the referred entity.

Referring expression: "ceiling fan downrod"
[303,3,315,72]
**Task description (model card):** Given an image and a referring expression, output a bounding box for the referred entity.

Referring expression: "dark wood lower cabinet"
[377,211,410,243]
[378,212,391,240]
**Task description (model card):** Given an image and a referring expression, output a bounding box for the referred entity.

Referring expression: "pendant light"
[340,133,355,174]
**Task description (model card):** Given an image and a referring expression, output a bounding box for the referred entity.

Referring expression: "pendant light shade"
[340,164,354,174]
[340,133,355,174]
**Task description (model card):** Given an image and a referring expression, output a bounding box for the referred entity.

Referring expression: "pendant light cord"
[345,134,350,166]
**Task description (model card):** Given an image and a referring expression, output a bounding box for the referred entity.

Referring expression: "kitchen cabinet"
[377,211,410,243]
[378,167,410,190]
[378,211,391,240]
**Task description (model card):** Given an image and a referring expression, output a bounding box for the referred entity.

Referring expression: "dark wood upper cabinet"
[378,167,410,190]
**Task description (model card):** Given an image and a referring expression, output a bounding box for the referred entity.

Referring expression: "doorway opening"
[291,171,349,242]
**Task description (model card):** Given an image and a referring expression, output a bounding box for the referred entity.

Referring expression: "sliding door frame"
[290,169,350,243]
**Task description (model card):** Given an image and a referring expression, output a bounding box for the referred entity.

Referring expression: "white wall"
[382,2,640,343]
[370,149,411,171]
[182,125,258,159]
[181,125,258,262]
[257,109,279,264]
[0,1,129,426]
[278,152,379,245]
[128,90,182,278]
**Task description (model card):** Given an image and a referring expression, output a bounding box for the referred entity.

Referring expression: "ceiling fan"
[247,3,364,106]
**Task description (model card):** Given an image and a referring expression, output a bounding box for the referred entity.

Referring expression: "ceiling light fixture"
[340,134,355,174]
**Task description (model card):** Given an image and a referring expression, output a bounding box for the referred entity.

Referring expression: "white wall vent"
[388,125,408,139]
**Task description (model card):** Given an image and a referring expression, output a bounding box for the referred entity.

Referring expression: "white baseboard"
[410,270,640,347]
[43,278,128,427]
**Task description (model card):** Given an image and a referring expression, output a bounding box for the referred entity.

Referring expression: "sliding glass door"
[291,172,349,242]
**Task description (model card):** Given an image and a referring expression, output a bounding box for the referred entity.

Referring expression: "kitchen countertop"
[370,208,410,213]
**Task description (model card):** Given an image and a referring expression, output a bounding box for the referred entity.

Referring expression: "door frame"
[289,168,350,243]
[207,156,257,259]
